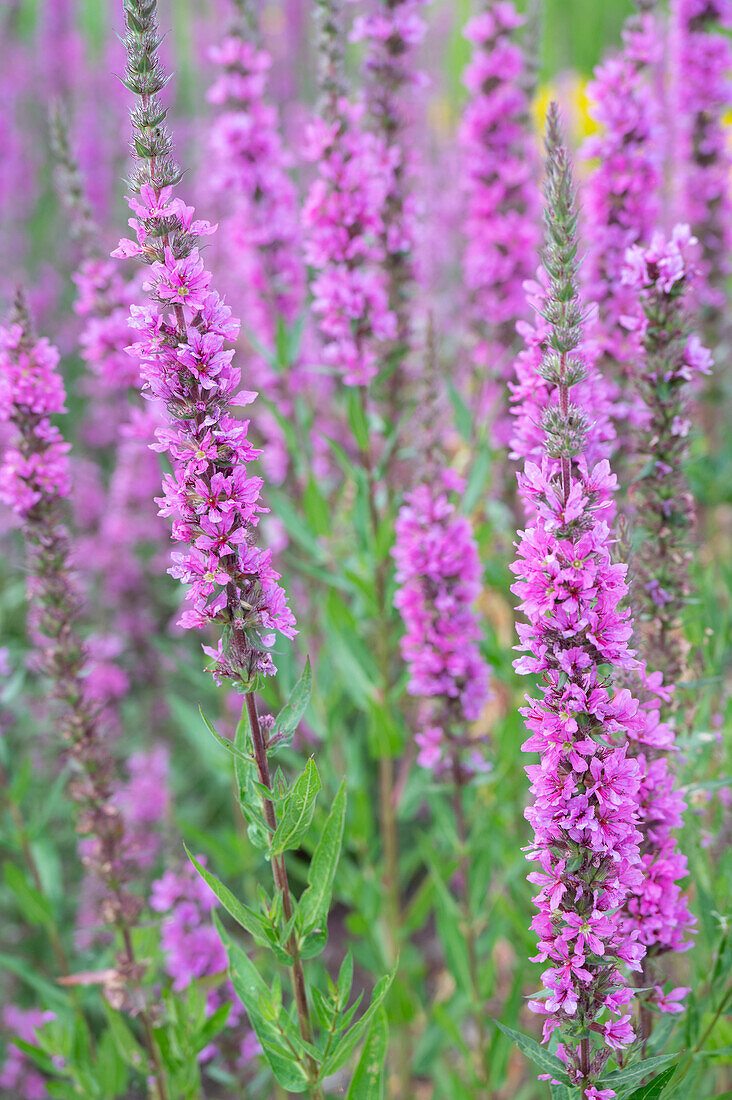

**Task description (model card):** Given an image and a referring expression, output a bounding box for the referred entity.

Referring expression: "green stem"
[243,692,325,1100]
[450,751,489,1093]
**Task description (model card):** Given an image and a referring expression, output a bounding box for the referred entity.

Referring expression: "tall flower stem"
[359,387,402,966]
[449,750,488,1091]
[0,302,168,1100]
[242,690,324,1100]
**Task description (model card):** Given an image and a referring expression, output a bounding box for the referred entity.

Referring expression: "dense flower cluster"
[352,0,426,391]
[208,29,304,332]
[511,109,651,1088]
[671,0,732,323]
[617,665,693,967]
[621,225,712,685]
[581,12,662,403]
[393,472,490,773]
[302,98,397,386]
[459,2,540,420]
[113,183,297,684]
[0,324,70,512]
[74,259,140,400]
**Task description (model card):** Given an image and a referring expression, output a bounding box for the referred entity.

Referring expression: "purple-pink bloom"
[670,0,732,322]
[302,97,397,386]
[393,473,490,774]
[114,166,296,687]
[581,11,663,424]
[458,1,540,432]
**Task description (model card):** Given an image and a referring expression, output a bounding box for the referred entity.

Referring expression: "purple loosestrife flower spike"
[393,468,491,776]
[115,9,327,1094]
[671,0,732,332]
[0,299,158,1022]
[621,227,712,697]
[611,232,702,1039]
[114,0,296,689]
[351,0,426,410]
[458,1,541,432]
[511,107,649,1090]
[303,0,397,387]
[581,5,663,422]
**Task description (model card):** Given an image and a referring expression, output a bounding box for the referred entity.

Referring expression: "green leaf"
[271,757,321,855]
[604,1053,678,1091]
[215,914,310,1092]
[184,846,275,953]
[299,929,328,959]
[300,780,347,932]
[346,1007,388,1100]
[323,967,396,1076]
[623,1064,678,1100]
[462,445,492,514]
[196,1001,231,1050]
[199,708,252,767]
[346,388,370,451]
[550,1084,576,1100]
[102,1005,145,1070]
[271,658,312,749]
[492,1020,572,1086]
[4,861,53,927]
[447,380,473,442]
[0,951,69,1010]
[302,479,331,537]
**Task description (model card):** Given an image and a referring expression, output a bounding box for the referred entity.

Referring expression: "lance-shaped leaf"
[271,758,321,855]
[492,1021,572,1086]
[322,967,396,1077]
[215,912,310,1093]
[346,1007,388,1100]
[603,1053,678,1093]
[623,1064,678,1100]
[199,707,251,768]
[184,847,289,961]
[271,658,313,750]
[300,780,347,936]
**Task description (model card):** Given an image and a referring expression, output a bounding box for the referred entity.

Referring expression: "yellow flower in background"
[532,73,600,147]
